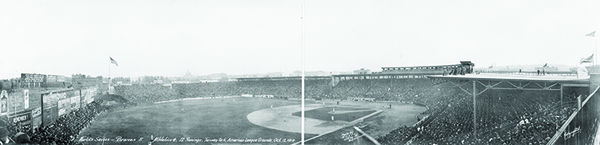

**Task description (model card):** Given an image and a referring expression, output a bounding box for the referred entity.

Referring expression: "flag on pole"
[580,54,594,64]
[586,31,595,37]
[110,57,118,66]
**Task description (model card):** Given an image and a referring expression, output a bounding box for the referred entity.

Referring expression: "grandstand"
[377,67,595,144]
[381,61,475,74]
[1,62,599,144]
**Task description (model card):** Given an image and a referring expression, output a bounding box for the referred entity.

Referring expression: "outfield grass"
[291,107,376,122]
[78,97,316,145]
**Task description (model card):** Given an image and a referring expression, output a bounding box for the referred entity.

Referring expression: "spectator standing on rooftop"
[543,70,545,75]
[454,67,458,75]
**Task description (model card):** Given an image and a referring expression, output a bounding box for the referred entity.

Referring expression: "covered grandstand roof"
[235,76,331,81]
[381,64,461,69]
[427,73,589,84]
[381,61,474,69]
[334,72,441,77]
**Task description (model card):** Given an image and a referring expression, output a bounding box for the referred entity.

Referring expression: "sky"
[1,0,599,79]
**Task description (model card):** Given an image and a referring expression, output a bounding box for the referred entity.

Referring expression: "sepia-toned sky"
[1,0,599,79]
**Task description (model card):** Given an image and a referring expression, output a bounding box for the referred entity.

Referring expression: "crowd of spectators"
[234,80,300,98]
[3,100,131,145]
[114,80,333,104]
[116,78,439,105]
[231,79,329,99]
[113,78,452,109]
[173,82,240,97]
[375,86,580,145]
[9,77,578,145]
[443,66,470,76]
[330,78,454,103]
[114,84,181,104]
[377,125,417,144]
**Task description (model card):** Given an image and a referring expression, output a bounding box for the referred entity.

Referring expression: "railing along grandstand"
[478,70,576,76]
[546,86,600,144]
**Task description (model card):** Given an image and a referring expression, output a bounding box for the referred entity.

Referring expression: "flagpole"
[108,56,111,94]
[300,0,305,144]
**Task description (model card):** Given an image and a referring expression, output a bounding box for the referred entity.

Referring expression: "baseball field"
[76,97,426,145]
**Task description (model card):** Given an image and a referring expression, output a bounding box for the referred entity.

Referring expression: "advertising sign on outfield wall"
[58,98,70,116]
[9,109,32,127]
[31,107,41,129]
[70,96,79,110]
[41,106,57,127]
[0,90,7,114]
[32,108,41,117]
[38,88,95,128]
[84,88,97,104]
[24,90,29,109]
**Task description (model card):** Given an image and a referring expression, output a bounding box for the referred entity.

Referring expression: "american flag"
[110,57,118,66]
[580,54,594,64]
[586,31,595,37]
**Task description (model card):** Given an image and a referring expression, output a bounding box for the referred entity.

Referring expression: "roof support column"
[561,84,563,109]
[473,80,477,138]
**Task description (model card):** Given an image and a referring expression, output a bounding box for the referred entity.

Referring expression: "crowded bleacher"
[3,99,132,144]
[107,76,582,145]
[0,72,584,144]
[110,77,580,144]
[115,84,181,104]
[376,85,580,145]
